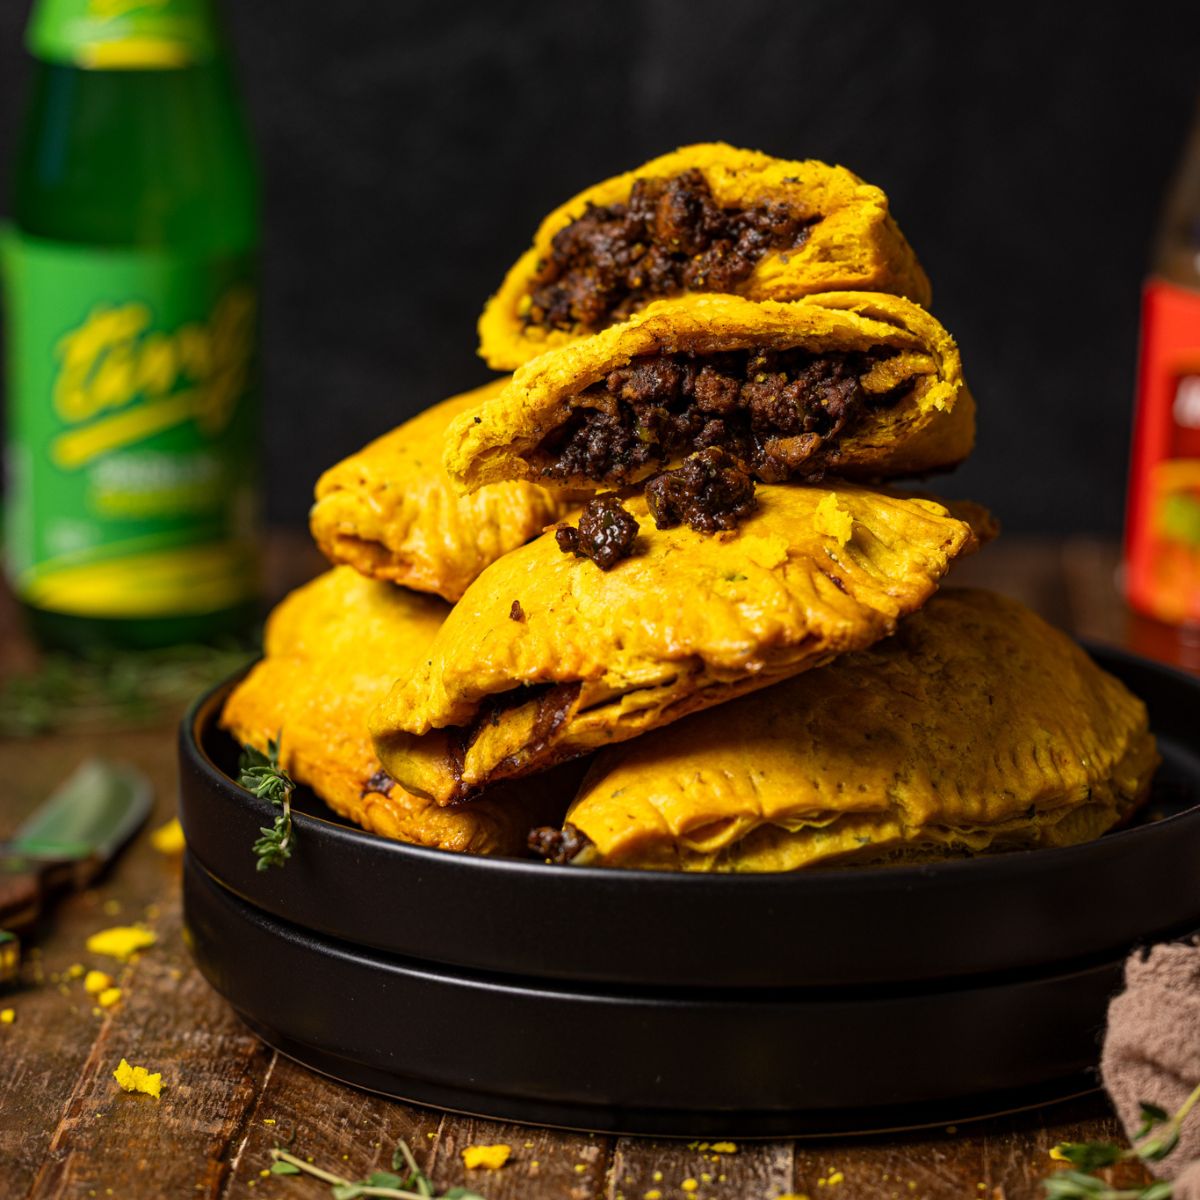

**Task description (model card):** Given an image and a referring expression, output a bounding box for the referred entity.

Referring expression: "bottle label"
[1125,278,1200,624]
[27,0,219,70]
[2,230,259,619]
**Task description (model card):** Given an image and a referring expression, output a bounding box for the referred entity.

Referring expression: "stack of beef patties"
[224,144,1159,872]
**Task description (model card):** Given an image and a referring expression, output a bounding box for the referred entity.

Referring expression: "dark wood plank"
[610,1138,792,1200]
[426,1116,610,1200]
[0,724,191,1197]
[24,888,273,1200]
[219,1056,441,1198]
[784,1099,1150,1200]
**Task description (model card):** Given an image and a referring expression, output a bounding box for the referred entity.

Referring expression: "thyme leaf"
[238,735,295,870]
[268,1143,487,1199]
[1043,1079,1200,1200]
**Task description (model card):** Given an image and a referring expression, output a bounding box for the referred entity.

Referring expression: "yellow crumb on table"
[86,926,155,962]
[112,1058,162,1099]
[0,1008,15,1024]
[644,1191,663,1200]
[709,1141,738,1154]
[461,1144,511,1170]
[827,1171,845,1186]
[96,987,122,1008]
[681,1180,699,1193]
[84,970,113,995]
[150,817,186,854]
[67,963,85,979]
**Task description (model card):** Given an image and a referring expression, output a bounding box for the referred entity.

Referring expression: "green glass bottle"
[3,0,260,652]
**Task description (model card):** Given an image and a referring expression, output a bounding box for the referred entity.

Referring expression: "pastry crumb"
[84,970,113,995]
[150,817,185,854]
[86,926,155,961]
[112,1058,162,1099]
[461,1143,511,1170]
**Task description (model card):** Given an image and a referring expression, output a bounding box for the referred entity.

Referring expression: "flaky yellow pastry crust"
[562,589,1159,871]
[370,485,988,805]
[451,293,974,495]
[478,142,931,370]
[220,567,566,854]
[310,381,576,601]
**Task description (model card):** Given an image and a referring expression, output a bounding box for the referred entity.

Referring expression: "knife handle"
[0,869,41,931]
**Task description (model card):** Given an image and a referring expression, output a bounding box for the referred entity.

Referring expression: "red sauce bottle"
[1126,104,1200,627]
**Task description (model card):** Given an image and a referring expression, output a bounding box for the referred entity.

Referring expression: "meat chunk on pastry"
[539,589,1159,871]
[479,142,930,370]
[310,380,577,602]
[221,567,568,855]
[369,485,990,805]
[450,293,973,498]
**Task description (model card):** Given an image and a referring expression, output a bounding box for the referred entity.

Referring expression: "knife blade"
[0,759,153,981]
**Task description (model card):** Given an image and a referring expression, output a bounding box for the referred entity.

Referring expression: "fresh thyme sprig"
[268,1140,486,1199]
[1044,1080,1200,1200]
[237,735,296,871]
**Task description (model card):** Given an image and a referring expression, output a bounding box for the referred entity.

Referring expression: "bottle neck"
[26,0,222,72]
[1152,98,1200,289]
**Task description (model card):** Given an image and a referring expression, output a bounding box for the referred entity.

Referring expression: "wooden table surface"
[0,534,1192,1200]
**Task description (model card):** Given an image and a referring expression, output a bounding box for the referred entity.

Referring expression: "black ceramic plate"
[179,644,1200,1135]
[180,645,1200,990]
[184,851,1113,1136]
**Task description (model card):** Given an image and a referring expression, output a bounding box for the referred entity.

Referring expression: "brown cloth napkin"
[1101,938,1200,1197]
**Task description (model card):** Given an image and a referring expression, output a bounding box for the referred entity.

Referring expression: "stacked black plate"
[179,645,1200,1136]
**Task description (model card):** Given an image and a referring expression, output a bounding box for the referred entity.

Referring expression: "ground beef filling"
[361,769,395,798]
[537,345,905,488]
[526,168,817,332]
[555,494,639,570]
[529,822,594,864]
[645,447,757,533]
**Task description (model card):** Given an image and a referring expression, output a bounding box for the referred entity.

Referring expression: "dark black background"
[2,1,1199,535]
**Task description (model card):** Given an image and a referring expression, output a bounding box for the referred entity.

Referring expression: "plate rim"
[185,638,1200,891]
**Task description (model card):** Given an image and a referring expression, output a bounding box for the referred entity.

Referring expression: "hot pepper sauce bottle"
[2,0,260,651]
[1125,102,1200,628]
